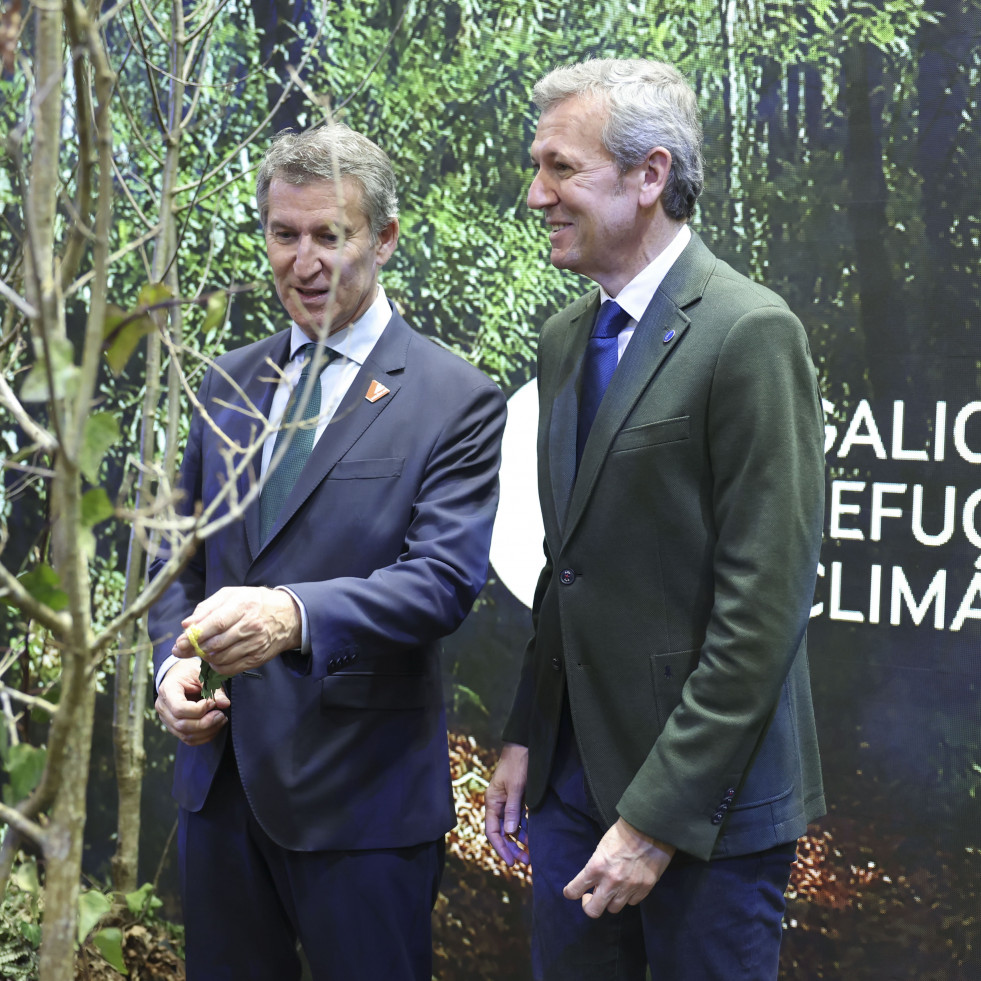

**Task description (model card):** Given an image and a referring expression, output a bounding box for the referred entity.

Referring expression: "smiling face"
[528,94,656,295]
[264,177,398,340]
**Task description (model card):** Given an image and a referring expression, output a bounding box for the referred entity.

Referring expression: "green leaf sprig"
[186,623,231,701]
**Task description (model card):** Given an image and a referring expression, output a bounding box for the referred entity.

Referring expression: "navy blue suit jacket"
[149,309,506,852]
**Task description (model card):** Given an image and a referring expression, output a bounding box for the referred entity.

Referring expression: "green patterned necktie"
[259,342,333,542]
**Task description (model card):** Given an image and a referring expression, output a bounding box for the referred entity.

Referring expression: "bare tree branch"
[0,682,58,717]
[0,372,57,451]
[0,277,38,319]
[0,801,46,848]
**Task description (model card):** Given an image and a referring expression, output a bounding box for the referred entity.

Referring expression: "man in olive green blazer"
[485,59,825,980]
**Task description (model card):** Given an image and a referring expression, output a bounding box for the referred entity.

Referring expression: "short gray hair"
[533,59,703,221]
[256,123,399,240]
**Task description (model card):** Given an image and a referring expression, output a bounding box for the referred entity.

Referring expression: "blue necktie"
[576,300,631,467]
[259,343,333,542]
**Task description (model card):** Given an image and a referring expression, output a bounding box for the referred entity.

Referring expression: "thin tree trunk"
[38,635,97,981]
[842,42,903,398]
[111,0,186,894]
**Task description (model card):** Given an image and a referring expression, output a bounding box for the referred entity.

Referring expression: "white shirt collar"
[287,284,393,365]
[599,224,692,323]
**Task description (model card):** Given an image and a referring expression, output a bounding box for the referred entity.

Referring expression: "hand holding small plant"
[185,623,231,701]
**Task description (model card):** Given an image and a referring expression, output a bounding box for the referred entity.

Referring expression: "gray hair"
[256,123,399,240]
[533,59,703,221]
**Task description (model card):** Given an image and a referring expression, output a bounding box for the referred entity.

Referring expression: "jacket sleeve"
[287,379,507,679]
[616,304,825,860]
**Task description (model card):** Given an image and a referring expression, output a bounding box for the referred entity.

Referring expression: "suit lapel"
[561,232,716,543]
[252,312,409,557]
[542,298,596,538]
[236,333,291,558]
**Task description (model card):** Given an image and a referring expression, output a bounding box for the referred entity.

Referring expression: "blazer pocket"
[612,416,690,453]
[320,672,431,711]
[328,457,404,479]
[650,648,700,729]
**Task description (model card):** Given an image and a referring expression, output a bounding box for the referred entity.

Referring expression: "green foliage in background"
[3,0,981,941]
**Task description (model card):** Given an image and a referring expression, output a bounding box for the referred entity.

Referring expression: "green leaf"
[202,291,227,333]
[81,488,114,529]
[93,927,128,974]
[79,488,114,560]
[13,564,68,611]
[101,305,129,340]
[3,744,46,804]
[11,856,39,897]
[198,661,231,701]
[80,412,121,483]
[77,889,111,945]
[137,282,173,308]
[124,882,161,917]
[103,306,156,377]
[451,683,489,716]
[20,919,42,948]
[20,337,78,403]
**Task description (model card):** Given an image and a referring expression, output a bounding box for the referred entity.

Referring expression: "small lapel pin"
[663,329,676,344]
[365,379,391,403]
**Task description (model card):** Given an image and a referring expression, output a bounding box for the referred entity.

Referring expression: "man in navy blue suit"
[149,123,506,981]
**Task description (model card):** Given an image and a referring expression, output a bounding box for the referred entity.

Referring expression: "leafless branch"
[0,561,71,637]
[0,682,58,717]
[0,801,46,848]
[0,277,38,319]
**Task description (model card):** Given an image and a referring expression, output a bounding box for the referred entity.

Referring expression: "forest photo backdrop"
[1,1,979,978]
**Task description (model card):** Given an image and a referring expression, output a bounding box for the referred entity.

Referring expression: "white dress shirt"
[600,223,691,362]
[261,286,393,473]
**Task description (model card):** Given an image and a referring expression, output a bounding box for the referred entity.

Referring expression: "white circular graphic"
[490,380,544,609]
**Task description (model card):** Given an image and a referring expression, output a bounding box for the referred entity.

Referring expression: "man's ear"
[375,219,400,266]
[638,148,672,208]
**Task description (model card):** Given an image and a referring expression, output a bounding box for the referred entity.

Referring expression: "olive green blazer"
[503,231,826,862]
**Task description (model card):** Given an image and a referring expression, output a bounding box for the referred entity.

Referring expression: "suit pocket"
[320,672,432,711]
[328,457,404,479]
[730,683,796,809]
[612,416,690,453]
[649,648,699,729]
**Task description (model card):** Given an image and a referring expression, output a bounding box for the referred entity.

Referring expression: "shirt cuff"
[154,653,194,692]
[275,585,310,654]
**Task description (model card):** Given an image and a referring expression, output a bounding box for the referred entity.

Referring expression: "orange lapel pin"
[365,379,391,403]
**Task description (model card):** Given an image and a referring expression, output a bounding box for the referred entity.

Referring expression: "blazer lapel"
[563,232,716,542]
[541,297,597,539]
[252,312,409,556]
[236,332,291,559]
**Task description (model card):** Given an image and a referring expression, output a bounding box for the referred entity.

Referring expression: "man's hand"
[172,586,302,678]
[564,818,675,918]
[484,742,531,867]
[155,658,230,746]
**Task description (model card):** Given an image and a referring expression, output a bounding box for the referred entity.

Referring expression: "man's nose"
[293,236,324,277]
[527,170,554,210]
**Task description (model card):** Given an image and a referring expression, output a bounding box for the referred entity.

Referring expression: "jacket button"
[551,657,562,671]
[711,811,724,825]
[559,568,576,585]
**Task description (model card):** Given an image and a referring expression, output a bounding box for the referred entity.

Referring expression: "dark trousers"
[529,711,795,981]
[178,747,443,981]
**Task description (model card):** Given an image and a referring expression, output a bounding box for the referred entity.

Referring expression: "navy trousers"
[178,746,443,981]
[529,712,796,981]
